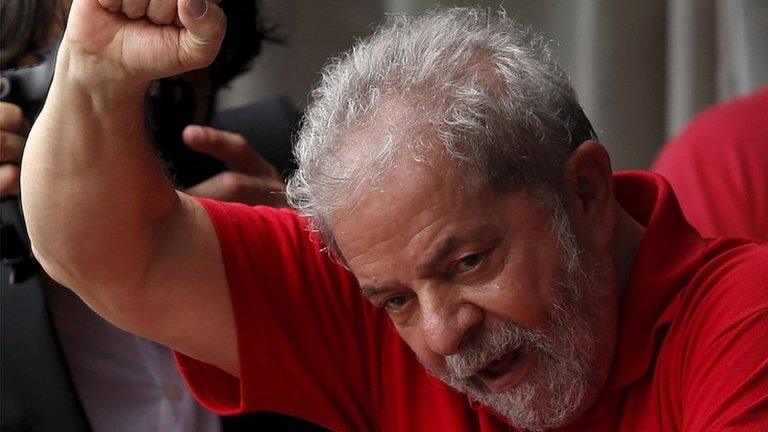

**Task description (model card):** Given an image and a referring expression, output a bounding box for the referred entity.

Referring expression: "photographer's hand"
[22,0,239,377]
[0,102,28,197]
[183,125,287,207]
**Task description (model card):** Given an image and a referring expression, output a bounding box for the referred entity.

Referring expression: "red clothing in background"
[653,87,768,240]
[175,172,768,431]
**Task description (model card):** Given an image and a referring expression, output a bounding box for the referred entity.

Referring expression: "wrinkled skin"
[333,147,622,429]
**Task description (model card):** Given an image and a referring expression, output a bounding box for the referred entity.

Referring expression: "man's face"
[333,158,617,429]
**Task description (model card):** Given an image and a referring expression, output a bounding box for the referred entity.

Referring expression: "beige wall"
[217,1,383,109]
[218,0,767,169]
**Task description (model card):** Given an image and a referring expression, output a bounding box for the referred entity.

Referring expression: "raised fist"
[64,0,226,82]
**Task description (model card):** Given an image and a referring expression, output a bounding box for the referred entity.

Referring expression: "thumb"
[176,0,226,70]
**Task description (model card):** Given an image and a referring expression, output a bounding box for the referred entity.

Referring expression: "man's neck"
[612,207,646,300]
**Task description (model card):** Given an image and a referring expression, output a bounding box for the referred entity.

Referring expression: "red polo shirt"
[175,172,768,431]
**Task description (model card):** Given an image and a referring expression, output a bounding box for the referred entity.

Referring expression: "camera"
[0,42,230,282]
[0,45,56,120]
[0,45,57,283]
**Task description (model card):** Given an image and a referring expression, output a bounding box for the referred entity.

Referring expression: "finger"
[0,164,21,197]
[183,125,280,179]
[184,172,286,207]
[0,132,26,163]
[176,0,226,70]
[147,0,177,25]
[121,0,150,19]
[0,102,29,135]
[97,0,122,13]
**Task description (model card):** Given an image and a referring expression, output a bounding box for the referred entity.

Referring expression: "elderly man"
[21,1,768,431]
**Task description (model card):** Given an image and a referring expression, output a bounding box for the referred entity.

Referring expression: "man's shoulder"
[194,198,355,292]
[659,238,768,431]
[196,198,320,252]
[676,238,768,337]
[700,237,768,294]
[197,197,307,228]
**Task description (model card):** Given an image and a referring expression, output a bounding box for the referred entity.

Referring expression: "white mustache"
[444,320,548,380]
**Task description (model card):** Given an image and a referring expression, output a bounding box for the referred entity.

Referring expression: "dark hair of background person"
[0,0,66,69]
[212,0,277,92]
[146,0,280,188]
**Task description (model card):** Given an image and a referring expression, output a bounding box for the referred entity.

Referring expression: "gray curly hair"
[286,7,596,258]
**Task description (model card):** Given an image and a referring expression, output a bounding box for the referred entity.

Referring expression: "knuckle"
[148,3,176,25]
[0,103,24,124]
[124,9,145,19]
[99,0,122,12]
[1,132,26,156]
[197,126,214,143]
[218,172,245,196]
[149,13,173,25]
[121,1,144,18]
[0,164,21,187]
[228,135,248,154]
[270,181,286,193]
[0,164,21,176]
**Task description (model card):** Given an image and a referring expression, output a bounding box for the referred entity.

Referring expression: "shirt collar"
[604,171,706,391]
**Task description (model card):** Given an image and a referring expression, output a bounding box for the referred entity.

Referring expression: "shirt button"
[164,385,183,402]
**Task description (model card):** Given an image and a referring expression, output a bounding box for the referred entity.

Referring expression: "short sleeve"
[174,199,387,431]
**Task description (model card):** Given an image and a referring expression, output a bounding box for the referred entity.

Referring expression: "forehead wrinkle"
[416,236,463,277]
[415,223,503,278]
[334,139,506,296]
[341,164,499,278]
[341,181,451,298]
[343,225,402,271]
[360,282,400,300]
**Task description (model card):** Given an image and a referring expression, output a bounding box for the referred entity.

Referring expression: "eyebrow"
[358,237,466,299]
[415,236,465,277]
[416,226,498,277]
[360,227,498,299]
[361,284,393,299]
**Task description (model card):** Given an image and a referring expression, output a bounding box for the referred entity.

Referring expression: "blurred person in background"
[1,0,321,430]
[653,87,768,241]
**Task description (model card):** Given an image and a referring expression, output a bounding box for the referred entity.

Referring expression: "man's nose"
[420,291,482,356]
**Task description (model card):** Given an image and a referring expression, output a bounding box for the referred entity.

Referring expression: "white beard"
[425,202,613,431]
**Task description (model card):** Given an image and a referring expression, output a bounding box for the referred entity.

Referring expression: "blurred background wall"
[217,0,768,169]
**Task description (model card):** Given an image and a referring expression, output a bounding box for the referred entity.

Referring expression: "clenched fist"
[64,0,226,83]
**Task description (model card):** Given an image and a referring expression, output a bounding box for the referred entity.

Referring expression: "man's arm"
[21,0,239,376]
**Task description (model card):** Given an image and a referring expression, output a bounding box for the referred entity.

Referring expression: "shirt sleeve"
[681,247,768,431]
[174,199,387,431]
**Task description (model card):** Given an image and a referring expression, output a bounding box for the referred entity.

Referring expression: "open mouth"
[476,346,528,392]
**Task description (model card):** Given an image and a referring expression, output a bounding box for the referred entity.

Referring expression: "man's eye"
[382,295,410,311]
[455,252,484,272]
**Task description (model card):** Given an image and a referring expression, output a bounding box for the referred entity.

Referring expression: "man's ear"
[562,140,615,249]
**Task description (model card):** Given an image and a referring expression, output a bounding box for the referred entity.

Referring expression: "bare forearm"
[21,45,179,309]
